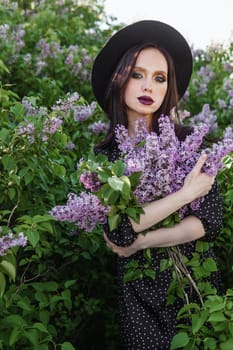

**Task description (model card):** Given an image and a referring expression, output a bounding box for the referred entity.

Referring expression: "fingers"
[103,232,129,257]
[192,154,208,174]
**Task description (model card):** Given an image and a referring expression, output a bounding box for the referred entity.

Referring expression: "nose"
[142,79,152,93]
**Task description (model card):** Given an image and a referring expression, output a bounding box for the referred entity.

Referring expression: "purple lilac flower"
[36,39,62,59]
[80,171,102,192]
[35,60,47,75]
[42,116,63,141]
[223,63,233,72]
[191,104,218,133]
[88,121,109,134]
[49,192,109,232]
[18,123,35,143]
[22,98,48,117]
[0,232,27,256]
[0,24,10,40]
[203,126,233,176]
[115,115,232,216]
[13,25,25,52]
[228,89,233,98]
[223,79,233,91]
[52,92,80,114]
[197,65,215,82]
[217,98,227,109]
[67,141,75,150]
[73,102,96,122]
[115,124,133,154]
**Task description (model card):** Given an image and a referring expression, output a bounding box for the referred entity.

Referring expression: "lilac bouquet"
[50,115,233,233]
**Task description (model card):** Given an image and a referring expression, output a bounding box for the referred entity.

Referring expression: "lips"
[138,95,154,105]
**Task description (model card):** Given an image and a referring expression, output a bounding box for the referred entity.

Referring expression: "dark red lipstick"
[138,95,154,105]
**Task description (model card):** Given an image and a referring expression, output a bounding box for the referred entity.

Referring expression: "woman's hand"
[181,154,215,203]
[104,233,144,257]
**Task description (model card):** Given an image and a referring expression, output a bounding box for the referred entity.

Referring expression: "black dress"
[96,139,223,350]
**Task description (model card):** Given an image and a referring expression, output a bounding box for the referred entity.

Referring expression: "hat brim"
[91,20,193,111]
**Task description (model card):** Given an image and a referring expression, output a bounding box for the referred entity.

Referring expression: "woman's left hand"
[104,233,144,257]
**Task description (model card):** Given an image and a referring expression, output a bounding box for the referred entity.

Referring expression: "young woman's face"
[124,47,168,123]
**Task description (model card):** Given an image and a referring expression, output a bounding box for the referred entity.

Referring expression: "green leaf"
[0,272,6,297]
[160,258,171,272]
[204,337,217,349]
[208,311,226,322]
[0,128,10,143]
[128,171,142,190]
[112,160,126,177]
[108,214,120,231]
[220,338,233,350]
[107,190,120,205]
[10,102,25,118]
[195,240,209,252]
[32,322,49,333]
[203,258,217,272]
[191,310,208,333]
[0,59,10,73]
[108,176,124,191]
[9,327,22,346]
[125,207,140,222]
[170,332,189,349]
[0,260,16,281]
[144,269,156,280]
[64,280,77,288]
[61,342,76,350]
[2,155,17,171]
[26,229,40,248]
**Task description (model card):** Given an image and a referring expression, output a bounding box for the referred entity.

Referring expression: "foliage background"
[0,1,232,349]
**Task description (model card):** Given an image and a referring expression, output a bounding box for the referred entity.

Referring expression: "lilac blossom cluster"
[0,231,27,256]
[34,38,91,79]
[18,123,35,143]
[115,117,207,205]
[80,171,102,192]
[22,98,48,117]
[17,116,63,144]
[41,116,63,141]
[88,121,109,134]
[64,46,91,80]
[52,92,97,122]
[115,116,233,216]
[190,104,218,133]
[50,116,233,231]
[49,192,109,232]
[0,23,25,58]
[192,65,215,96]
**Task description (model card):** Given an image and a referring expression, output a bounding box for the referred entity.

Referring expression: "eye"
[155,75,166,83]
[131,71,143,79]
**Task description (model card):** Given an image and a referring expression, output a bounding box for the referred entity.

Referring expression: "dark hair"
[96,43,187,148]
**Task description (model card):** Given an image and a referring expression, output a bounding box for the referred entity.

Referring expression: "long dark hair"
[96,43,190,149]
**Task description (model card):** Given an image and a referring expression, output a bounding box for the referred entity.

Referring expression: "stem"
[7,198,20,227]
[166,246,204,306]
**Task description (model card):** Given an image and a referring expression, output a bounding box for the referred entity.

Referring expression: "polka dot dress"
[95,139,223,350]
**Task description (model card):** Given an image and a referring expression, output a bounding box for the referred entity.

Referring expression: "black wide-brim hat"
[91,20,193,111]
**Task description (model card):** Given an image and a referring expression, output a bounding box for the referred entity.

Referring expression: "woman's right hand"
[181,154,215,204]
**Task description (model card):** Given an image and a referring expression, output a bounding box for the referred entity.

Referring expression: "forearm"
[137,215,205,249]
[130,187,189,233]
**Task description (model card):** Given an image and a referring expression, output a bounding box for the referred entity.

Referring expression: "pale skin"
[104,48,215,257]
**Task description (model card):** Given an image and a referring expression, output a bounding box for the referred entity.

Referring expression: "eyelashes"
[131,71,167,82]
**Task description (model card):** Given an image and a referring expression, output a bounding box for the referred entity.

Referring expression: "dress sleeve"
[104,214,138,247]
[185,181,223,242]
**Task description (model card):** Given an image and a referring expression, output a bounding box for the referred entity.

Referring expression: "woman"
[91,20,222,349]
